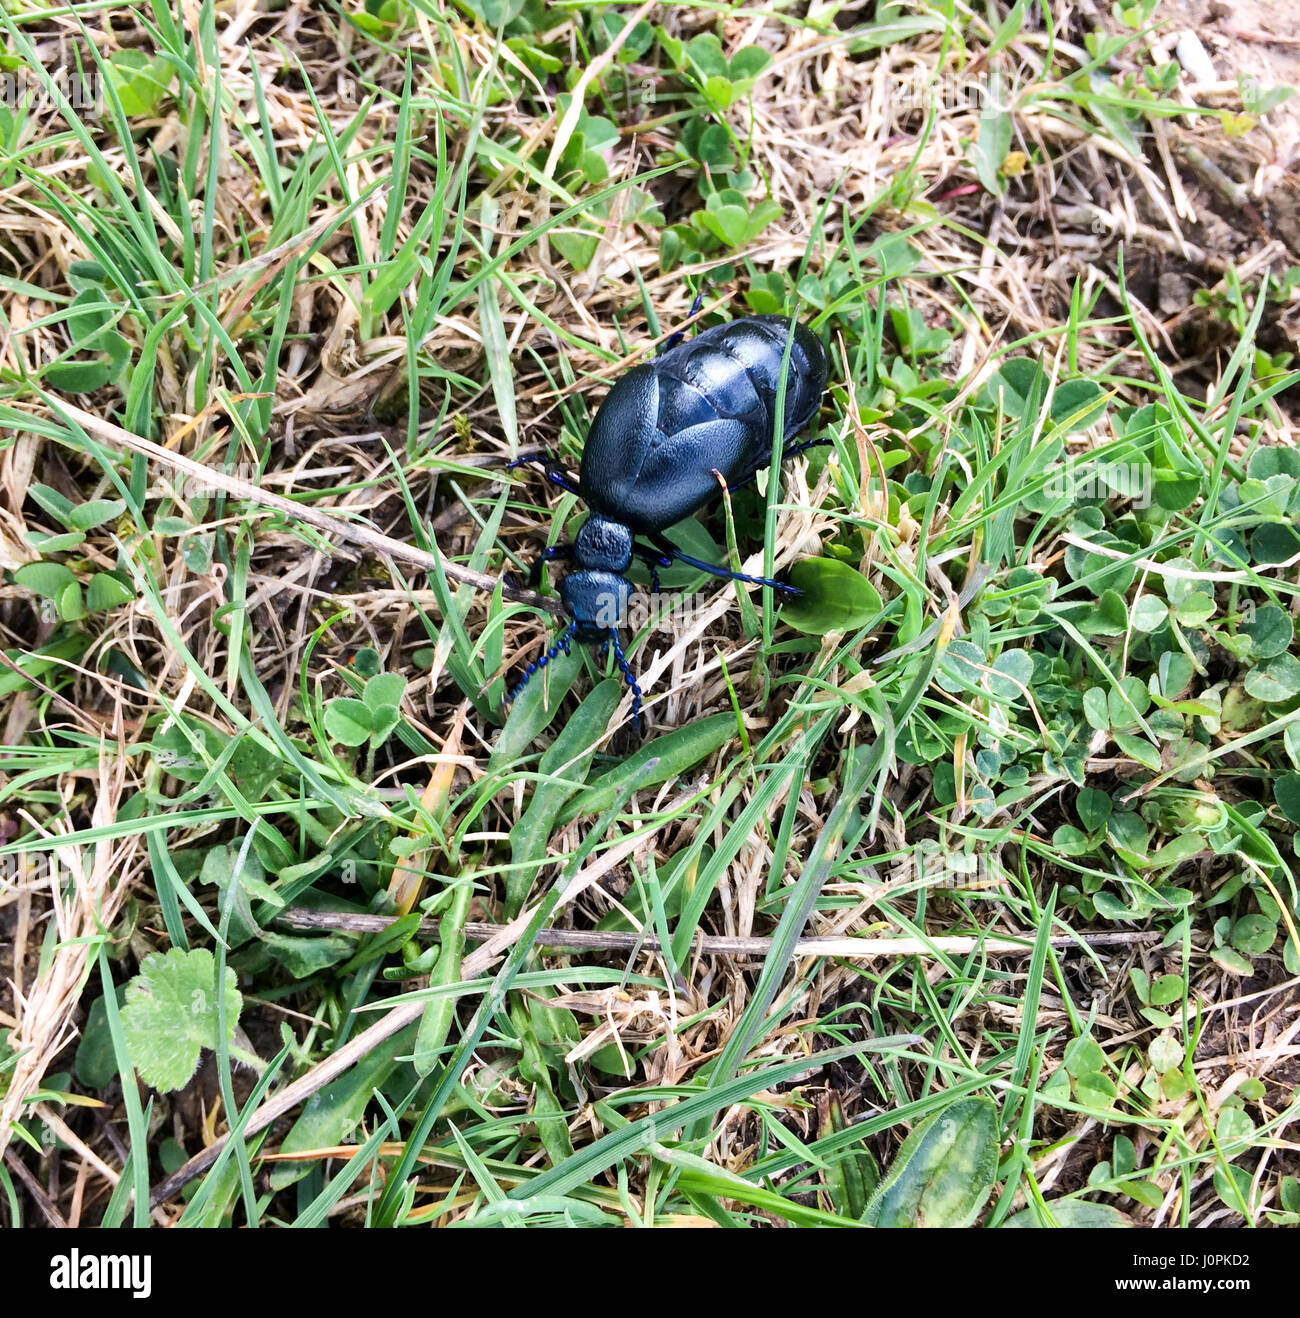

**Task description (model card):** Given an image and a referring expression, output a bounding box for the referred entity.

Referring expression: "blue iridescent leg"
[647,533,799,595]
[781,436,834,463]
[527,542,576,589]
[607,629,643,730]
[504,619,578,711]
[635,549,670,595]
[507,452,582,497]
[661,288,707,353]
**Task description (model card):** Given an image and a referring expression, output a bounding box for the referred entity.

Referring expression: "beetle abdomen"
[579,315,827,533]
[657,315,825,444]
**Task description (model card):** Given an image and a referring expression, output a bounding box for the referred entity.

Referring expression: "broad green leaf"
[987,648,1034,701]
[1148,1034,1183,1073]
[491,640,585,765]
[685,33,728,78]
[1245,653,1300,702]
[699,203,749,247]
[781,558,882,634]
[729,47,773,82]
[1214,1163,1253,1211]
[936,640,986,694]
[973,73,1013,196]
[364,703,401,741]
[1063,1035,1106,1077]
[1250,522,1300,565]
[1242,603,1293,659]
[561,714,736,821]
[57,580,84,621]
[270,1021,418,1190]
[45,359,111,392]
[67,498,126,531]
[1152,473,1201,511]
[86,572,133,612]
[120,948,242,1092]
[1174,591,1215,626]
[28,483,75,524]
[508,679,620,916]
[105,49,177,116]
[201,842,276,946]
[68,260,107,290]
[703,75,734,112]
[1050,379,1107,431]
[325,697,375,747]
[260,930,355,977]
[1076,787,1112,832]
[1211,945,1254,975]
[104,331,132,384]
[1247,446,1300,479]
[1052,824,1094,856]
[1217,1107,1255,1141]
[364,672,407,711]
[14,561,79,599]
[863,1096,1000,1228]
[1106,809,1149,857]
[1114,733,1161,771]
[1003,1200,1133,1228]
[1230,914,1276,955]
[1275,771,1300,825]
[67,287,115,343]
[74,987,127,1090]
[1083,686,1109,730]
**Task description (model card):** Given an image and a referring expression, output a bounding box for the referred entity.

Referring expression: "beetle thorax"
[574,515,633,573]
[559,570,631,641]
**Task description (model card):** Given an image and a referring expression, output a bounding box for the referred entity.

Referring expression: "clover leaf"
[120,948,243,1092]
[325,671,408,747]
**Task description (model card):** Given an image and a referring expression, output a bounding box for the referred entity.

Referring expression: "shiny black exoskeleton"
[507,313,829,727]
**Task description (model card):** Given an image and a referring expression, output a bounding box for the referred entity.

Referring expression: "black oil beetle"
[506,313,829,727]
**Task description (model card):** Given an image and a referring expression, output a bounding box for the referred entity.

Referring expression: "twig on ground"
[38,397,563,615]
[277,905,1161,958]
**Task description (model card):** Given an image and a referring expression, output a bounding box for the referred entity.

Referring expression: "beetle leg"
[660,288,708,353]
[503,619,579,711]
[634,548,672,596]
[724,467,763,495]
[543,463,581,496]
[507,451,582,497]
[647,533,799,595]
[527,542,576,588]
[780,436,834,463]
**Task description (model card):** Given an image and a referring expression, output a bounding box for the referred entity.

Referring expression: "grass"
[0,0,1299,1229]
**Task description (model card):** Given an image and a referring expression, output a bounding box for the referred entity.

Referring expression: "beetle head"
[559,569,632,642]
[574,515,633,573]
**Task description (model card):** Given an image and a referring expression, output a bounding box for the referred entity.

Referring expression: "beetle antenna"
[607,629,643,730]
[504,619,578,710]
